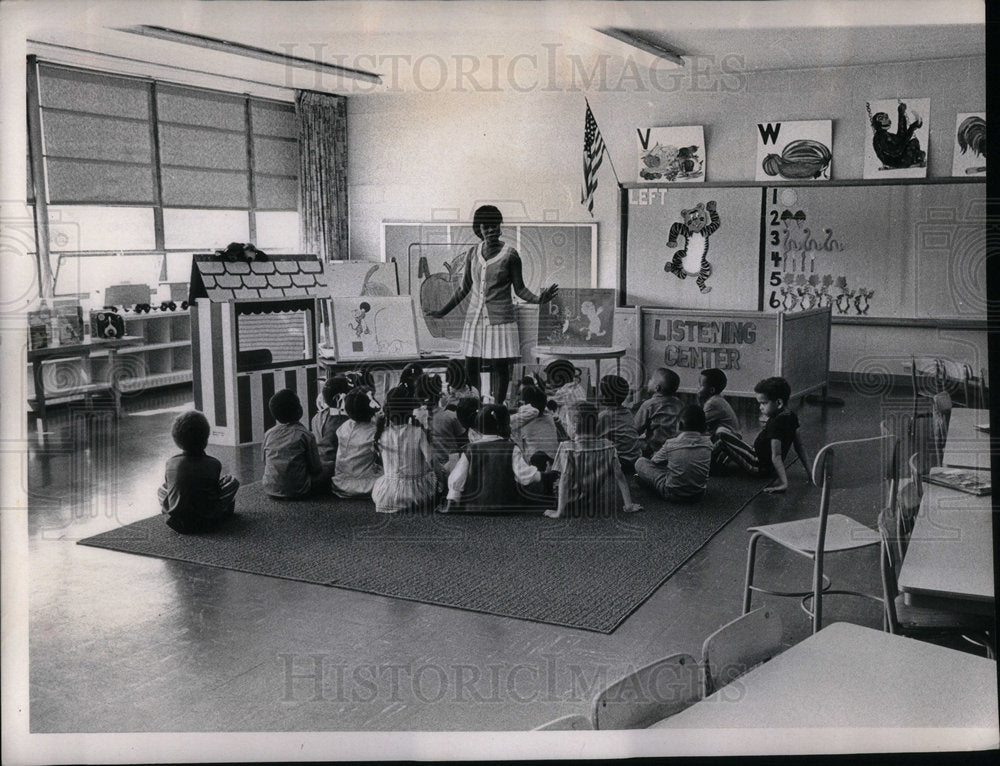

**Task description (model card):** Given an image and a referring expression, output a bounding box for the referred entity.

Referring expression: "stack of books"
[923,467,991,496]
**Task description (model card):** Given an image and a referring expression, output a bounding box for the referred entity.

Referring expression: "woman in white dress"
[427,205,558,404]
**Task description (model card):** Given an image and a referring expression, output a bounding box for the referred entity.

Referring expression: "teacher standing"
[427,205,558,405]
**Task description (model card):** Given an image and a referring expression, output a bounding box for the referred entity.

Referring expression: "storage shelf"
[26,305,193,409]
[118,370,192,392]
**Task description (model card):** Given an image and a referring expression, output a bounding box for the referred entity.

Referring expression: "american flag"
[581,101,605,216]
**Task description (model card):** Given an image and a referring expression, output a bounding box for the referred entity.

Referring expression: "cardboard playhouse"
[188,254,327,445]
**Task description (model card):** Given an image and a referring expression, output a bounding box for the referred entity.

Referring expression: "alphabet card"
[330,296,419,360]
[536,288,616,348]
[952,113,986,177]
[637,126,705,183]
[863,98,929,179]
[755,120,832,182]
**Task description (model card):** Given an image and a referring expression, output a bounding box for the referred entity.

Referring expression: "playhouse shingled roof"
[188,254,328,302]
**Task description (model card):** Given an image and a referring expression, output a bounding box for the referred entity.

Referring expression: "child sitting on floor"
[634,367,683,457]
[372,386,438,514]
[440,404,550,513]
[440,359,481,410]
[542,359,588,422]
[597,374,642,477]
[311,374,352,477]
[331,388,384,498]
[429,382,476,475]
[714,376,811,494]
[545,402,642,519]
[262,389,326,498]
[698,367,742,472]
[158,410,239,534]
[398,362,424,398]
[634,404,712,502]
[510,384,561,469]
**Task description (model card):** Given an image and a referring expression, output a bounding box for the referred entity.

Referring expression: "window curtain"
[296,90,348,260]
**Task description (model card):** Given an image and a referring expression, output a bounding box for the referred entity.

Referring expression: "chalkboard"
[623,181,986,322]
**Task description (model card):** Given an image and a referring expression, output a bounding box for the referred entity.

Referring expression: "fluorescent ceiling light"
[594,27,685,67]
[117,25,382,85]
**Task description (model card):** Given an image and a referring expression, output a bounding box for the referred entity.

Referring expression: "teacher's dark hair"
[472,205,503,239]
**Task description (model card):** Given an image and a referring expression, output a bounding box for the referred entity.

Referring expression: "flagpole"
[586,98,621,186]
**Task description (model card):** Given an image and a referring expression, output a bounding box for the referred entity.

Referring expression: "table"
[942,407,991,470]
[27,336,141,430]
[897,407,994,615]
[533,345,626,389]
[652,622,998,741]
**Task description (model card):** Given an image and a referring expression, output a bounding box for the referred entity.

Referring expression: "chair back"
[533,713,593,731]
[810,433,899,492]
[929,391,953,465]
[876,505,903,633]
[591,653,700,730]
[911,356,943,399]
[812,432,898,560]
[701,608,783,697]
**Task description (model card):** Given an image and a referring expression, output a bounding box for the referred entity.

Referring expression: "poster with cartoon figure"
[755,120,832,182]
[536,288,616,348]
[637,125,705,183]
[330,296,420,360]
[952,112,986,177]
[863,98,929,179]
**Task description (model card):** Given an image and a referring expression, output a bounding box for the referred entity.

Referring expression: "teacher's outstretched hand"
[539,284,559,303]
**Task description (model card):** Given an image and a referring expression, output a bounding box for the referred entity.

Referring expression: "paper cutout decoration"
[756,120,832,181]
[952,113,986,177]
[637,125,705,183]
[330,296,420,360]
[326,260,400,297]
[863,98,929,179]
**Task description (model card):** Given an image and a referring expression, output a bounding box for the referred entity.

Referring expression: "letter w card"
[755,120,832,182]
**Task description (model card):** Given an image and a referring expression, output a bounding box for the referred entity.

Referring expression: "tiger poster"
[755,120,833,182]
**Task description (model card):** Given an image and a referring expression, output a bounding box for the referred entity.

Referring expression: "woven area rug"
[78,472,774,633]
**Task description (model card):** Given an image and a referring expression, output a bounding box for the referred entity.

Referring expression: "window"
[30,62,299,260]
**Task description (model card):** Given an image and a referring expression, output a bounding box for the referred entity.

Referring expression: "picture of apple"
[420,253,469,339]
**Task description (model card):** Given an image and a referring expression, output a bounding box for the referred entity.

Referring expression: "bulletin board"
[622,180,986,322]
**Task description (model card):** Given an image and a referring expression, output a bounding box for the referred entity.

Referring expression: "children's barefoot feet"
[543,508,561,519]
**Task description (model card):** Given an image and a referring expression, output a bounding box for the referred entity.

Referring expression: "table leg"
[107,348,122,418]
[32,358,46,431]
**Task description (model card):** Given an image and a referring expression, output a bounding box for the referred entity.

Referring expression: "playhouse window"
[235,299,315,372]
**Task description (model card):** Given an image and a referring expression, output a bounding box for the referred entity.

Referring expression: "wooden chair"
[532,713,593,731]
[591,654,700,729]
[742,433,895,634]
[701,608,784,697]
[877,506,995,658]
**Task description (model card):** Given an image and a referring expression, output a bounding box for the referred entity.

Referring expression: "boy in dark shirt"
[158,410,239,533]
[633,367,683,456]
[714,376,811,493]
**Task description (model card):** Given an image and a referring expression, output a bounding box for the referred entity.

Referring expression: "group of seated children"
[159,357,810,532]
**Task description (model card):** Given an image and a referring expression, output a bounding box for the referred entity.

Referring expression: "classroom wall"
[347,53,986,377]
